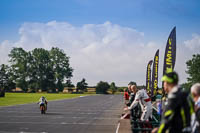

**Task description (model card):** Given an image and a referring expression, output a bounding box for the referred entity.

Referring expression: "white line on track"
[116,122,120,133]
[0,108,117,111]
[0,131,47,133]
[0,115,119,120]
[0,111,99,114]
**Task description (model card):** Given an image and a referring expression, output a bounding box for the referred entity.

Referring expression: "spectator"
[125,85,152,121]
[124,88,129,104]
[191,83,200,133]
[125,84,137,121]
[152,71,191,133]
[126,84,135,106]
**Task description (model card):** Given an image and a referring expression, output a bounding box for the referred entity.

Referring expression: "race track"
[0,95,123,133]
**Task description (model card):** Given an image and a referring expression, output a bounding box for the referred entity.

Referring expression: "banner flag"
[146,60,153,92]
[162,27,176,88]
[151,49,159,97]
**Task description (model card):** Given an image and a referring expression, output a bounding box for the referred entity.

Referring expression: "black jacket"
[158,86,191,133]
[126,93,135,106]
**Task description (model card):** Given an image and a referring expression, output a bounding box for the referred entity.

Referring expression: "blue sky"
[1,0,200,42]
[0,0,200,86]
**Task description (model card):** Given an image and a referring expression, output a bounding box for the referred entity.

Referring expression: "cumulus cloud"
[173,34,200,84]
[0,21,199,86]
[184,34,200,53]
[0,40,13,64]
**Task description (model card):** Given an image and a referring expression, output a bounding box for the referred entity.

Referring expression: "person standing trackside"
[126,84,135,107]
[124,88,130,105]
[152,71,191,133]
[125,85,152,121]
[126,84,137,121]
[191,83,200,133]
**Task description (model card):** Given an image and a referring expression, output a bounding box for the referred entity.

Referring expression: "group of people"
[124,71,200,133]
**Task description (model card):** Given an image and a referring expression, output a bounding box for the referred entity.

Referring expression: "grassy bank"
[0,93,91,106]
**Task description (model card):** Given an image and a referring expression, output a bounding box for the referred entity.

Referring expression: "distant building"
[12,87,23,92]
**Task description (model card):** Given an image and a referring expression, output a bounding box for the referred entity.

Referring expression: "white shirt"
[128,89,152,111]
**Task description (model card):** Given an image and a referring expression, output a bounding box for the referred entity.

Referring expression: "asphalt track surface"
[0,95,123,133]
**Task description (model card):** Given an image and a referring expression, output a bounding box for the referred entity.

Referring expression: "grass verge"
[0,93,91,106]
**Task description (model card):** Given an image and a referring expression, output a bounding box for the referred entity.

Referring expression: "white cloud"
[0,21,199,86]
[184,34,200,53]
[175,34,200,84]
[0,40,13,64]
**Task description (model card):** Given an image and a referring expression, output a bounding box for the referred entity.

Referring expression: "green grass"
[0,93,91,106]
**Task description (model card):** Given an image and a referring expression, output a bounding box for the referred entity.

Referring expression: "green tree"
[181,83,192,91]
[65,79,75,87]
[8,47,74,92]
[49,47,73,92]
[76,78,88,92]
[4,65,16,92]
[185,54,200,87]
[31,48,54,91]
[26,51,39,92]
[110,82,117,94]
[96,81,110,94]
[117,87,125,92]
[9,48,29,92]
[0,64,9,97]
[46,67,57,93]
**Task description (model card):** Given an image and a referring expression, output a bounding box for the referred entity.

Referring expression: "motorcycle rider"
[38,96,48,111]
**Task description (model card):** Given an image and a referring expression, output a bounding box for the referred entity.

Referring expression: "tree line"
[76,79,118,94]
[0,47,73,96]
[0,46,120,97]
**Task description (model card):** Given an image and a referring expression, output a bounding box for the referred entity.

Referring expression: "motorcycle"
[40,103,46,114]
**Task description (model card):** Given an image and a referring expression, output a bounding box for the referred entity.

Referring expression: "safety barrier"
[131,105,160,133]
